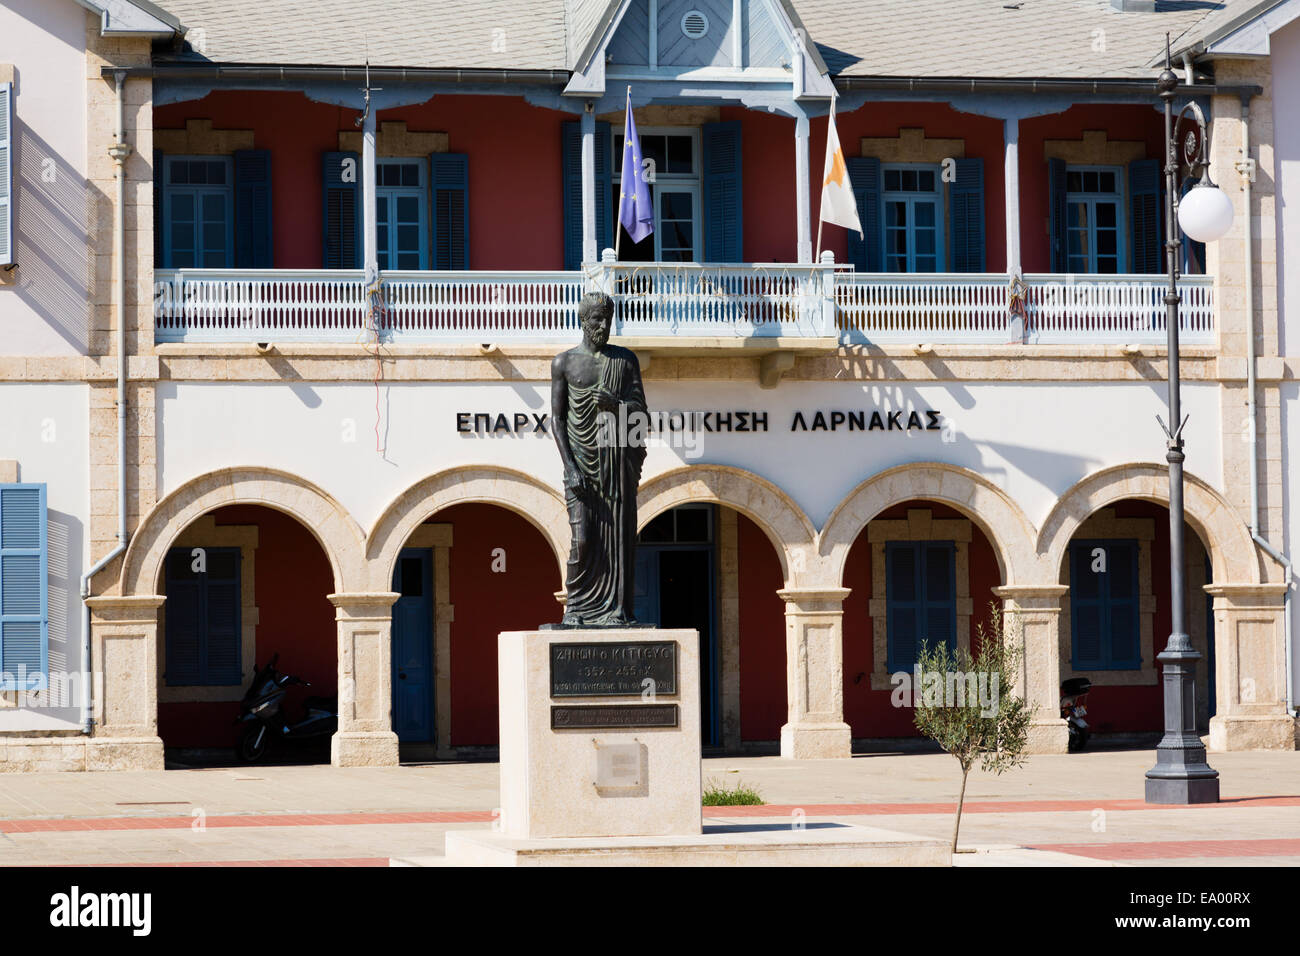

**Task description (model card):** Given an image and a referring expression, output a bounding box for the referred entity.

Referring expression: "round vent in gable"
[680,10,709,39]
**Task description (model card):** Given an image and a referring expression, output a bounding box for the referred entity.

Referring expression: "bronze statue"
[549,292,648,627]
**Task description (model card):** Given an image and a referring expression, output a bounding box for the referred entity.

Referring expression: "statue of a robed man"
[550,292,649,627]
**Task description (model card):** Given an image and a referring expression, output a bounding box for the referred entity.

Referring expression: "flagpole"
[615,86,631,261]
[815,98,831,261]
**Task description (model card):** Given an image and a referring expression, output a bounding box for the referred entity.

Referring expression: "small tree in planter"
[912,604,1035,854]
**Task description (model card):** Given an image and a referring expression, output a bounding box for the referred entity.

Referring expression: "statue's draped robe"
[562,348,647,625]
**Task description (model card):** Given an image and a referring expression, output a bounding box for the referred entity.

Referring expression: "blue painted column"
[581,109,597,264]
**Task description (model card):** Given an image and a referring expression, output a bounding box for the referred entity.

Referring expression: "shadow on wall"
[7,93,92,353]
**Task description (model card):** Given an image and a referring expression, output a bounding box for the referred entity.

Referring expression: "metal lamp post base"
[1144,647,1219,804]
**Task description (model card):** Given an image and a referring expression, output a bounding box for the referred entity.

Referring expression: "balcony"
[153,264,1215,346]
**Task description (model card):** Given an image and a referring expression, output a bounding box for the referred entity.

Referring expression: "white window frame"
[1064,164,1126,275]
[375,158,429,272]
[881,162,945,273]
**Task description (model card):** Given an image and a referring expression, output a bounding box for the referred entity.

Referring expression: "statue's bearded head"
[578,292,614,349]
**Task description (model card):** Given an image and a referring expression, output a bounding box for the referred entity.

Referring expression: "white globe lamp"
[1177,182,1234,242]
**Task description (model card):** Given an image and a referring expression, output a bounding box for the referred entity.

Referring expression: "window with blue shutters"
[1069,539,1140,670]
[949,157,986,273]
[0,485,48,691]
[163,156,235,268]
[885,541,956,672]
[164,546,242,686]
[1130,157,1165,274]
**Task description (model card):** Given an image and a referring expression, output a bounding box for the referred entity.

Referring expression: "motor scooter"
[235,654,337,763]
[1060,677,1092,752]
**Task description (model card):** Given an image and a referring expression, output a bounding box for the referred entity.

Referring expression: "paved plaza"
[0,749,1295,866]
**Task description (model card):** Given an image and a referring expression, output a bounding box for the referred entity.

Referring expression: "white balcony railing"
[154,266,1215,346]
[836,272,1215,345]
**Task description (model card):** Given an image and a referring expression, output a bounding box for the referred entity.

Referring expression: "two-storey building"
[1,0,1295,770]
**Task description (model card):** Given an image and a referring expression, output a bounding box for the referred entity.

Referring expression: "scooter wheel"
[236,724,269,763]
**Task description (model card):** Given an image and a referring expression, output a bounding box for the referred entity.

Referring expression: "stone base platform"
[395,823,951,867]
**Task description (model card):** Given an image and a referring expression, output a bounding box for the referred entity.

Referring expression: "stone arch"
[119,467,367,597]
[1038,463,1264,585]
[637,465,816,584]
[818,462,1038,588]
[367,466,569,590]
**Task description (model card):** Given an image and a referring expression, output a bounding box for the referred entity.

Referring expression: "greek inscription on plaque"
[550,641,677,697]
[550,704,679,730]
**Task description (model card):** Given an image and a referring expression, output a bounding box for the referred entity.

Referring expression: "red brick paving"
[706,795,1300,817]
[1030,838,1300,860]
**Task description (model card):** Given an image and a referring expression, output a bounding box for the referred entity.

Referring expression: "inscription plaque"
[551,704,680,730]
[550,641,677,697]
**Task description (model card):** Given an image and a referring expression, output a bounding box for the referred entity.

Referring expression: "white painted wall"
[157,380,1223,535]
[0,0,91,356]
[0,384,88,730]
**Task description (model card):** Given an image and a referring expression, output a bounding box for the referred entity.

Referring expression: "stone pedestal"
[496,628,701,839]
[85,595,166,771]
[993,585,1070,754]
[1205,584,1296,751]
[328,592,401,767]
[778,588,852,759]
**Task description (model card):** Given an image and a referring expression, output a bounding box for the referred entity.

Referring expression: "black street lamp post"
[1144,45,1233,805]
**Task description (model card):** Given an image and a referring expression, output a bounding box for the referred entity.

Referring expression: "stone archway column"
[1206,584,1296,751]
[84,595,167,771]
[329,592,401,767]
[777,587,853,759]
[992,585,1069,754]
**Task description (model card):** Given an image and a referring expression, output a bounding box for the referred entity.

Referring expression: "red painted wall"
[441,503,562,746]
[841,501,1002,739]
[1018,104,1165,273]
[155,93,1155,272]
[158,505,337,749]
[737,513,786,741]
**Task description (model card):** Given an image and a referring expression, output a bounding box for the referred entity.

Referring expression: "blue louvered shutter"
[0,485,48,691]
[153,148,164,265]
[430,153,469,270]
[322,151,360,269]
[886,542,919,672]
[164,546,241,686]
[561,121,583,269]
[846,157,881,272]
[1069,541,1105,669]
[702,121,743,262]
[0,82,12,267]
[949,157,985,272]
[1129,158,1163,274]
[234,149,273,268]
[1105,541,1140,668]
[1048,157,1068,272]
[921,542,956,655]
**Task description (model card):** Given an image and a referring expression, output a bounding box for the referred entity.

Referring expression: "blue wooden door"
[391,548,434,742]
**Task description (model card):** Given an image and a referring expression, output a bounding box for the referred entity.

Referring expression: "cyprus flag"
[819,100,862,238]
